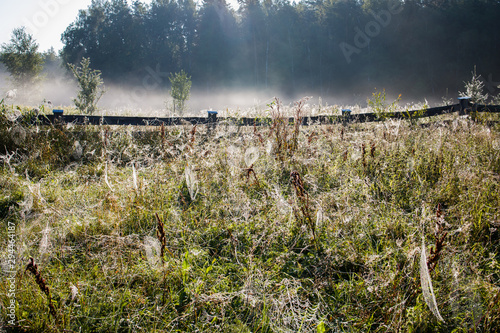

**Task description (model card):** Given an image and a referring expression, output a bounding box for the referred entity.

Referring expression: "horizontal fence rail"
[34,98,500,127]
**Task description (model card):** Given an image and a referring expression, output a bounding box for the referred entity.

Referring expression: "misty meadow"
[1,0,500,332]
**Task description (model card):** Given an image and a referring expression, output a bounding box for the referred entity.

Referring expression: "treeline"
[61,0,500,98]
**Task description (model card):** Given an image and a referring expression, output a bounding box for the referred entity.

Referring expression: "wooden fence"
[36,97,500,127]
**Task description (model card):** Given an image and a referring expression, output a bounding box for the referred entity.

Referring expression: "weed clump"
[68,57,104,114]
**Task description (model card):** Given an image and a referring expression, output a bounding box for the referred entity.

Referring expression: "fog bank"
[1,68,460,116]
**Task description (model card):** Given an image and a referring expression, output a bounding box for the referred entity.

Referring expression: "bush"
[459,67,489,104]
[169,70,191,116]
[69,57,105,114]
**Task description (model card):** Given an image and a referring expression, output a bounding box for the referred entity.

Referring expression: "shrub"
[69,57,104,114]
[367,88,401,120]
[169,70,192,116]
[459,66,489,104]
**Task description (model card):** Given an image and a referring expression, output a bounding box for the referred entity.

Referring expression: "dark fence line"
[37,98,500,127]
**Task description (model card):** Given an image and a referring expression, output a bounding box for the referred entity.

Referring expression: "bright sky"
[0,0,239,53]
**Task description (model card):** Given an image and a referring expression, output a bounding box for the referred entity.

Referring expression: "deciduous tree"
[0,27,44,90]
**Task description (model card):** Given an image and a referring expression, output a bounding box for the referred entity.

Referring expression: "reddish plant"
[25,258,57,320]
[290,170,318,248]
[427,203,448,273]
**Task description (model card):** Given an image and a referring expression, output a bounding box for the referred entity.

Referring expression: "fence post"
[52,109,64,123]
[458,97,471,116]
[342,109,352,124]
[207,111,218,130]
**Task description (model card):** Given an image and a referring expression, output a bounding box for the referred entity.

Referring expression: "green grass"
[1,101,500,332]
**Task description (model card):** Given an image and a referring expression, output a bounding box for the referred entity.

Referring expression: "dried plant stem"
[188,125,197,148]
[245,164,260,186]
[25,258,58,321]
[427,203,447,273]
[253,123,264,144]
[160,122,165,150]
[362,143,367,168]
[155,213,167,264]
[156,213,172,305]
[269,97,308,162]
[290,170,317,249]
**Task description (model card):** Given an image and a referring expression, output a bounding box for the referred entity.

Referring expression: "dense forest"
[60,0,500,100]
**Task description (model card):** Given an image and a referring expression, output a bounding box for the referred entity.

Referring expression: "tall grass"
[1,100,499,332]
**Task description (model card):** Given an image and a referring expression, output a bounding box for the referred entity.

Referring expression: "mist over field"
[3,0,499,114]
[58,0,500,108]
[1,68,328,114]
[1,64,445,116]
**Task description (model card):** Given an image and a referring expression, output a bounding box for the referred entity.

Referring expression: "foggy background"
[2,0,500,115]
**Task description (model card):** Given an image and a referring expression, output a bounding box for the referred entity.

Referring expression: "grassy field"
[1,100,500,332]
